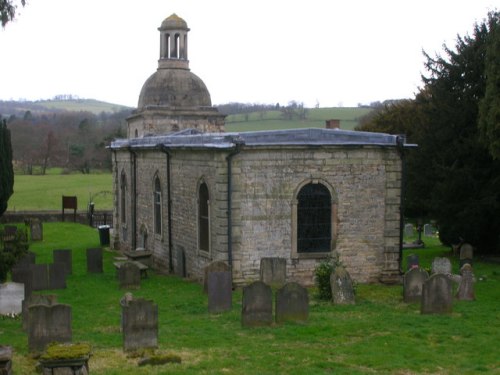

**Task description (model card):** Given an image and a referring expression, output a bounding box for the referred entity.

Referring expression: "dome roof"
[138,68,212,109]
[159,13,188,30]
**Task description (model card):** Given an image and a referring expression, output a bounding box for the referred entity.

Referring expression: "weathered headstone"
[241,281,273,327]
[207,271,232,313]
[456,264,475,301]
[11,266,33,297]
[0,346,13,375]
[30,219,43,241]
[86,248,103,273]
[122,298,158,351]
[275,282,309,324]
[459,243,473,266]
[48,262,67,290]
[421,274,453,314]
[431,257,452,275]
[330,265,355,304]
[0,282,24,316]
[31,264,50,291]
[403,268,429,303]
[260,257,287,287]
[53,249,72,275]
[176,247,186,278]
[404,223,414,237]
[22,294,58,331]
[118,262,141,289]
[423,223,434,236]
[203,261,230,293]
[406,254,419,270]
[28,304,72,352]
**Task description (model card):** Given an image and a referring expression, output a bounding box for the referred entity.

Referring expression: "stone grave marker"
[118,262,141,289]
[203,261,230,293]
[13,251,36,269]
[404,223,414,237]
[407,254,419,270]
[0,345,12,375]
[176,247,186,278]
[260,257,286,287]
[275,282,309,324]
[53,249,72,275]
[241,281,273,327]
[403,268,429,303]
[459,243,474,266]
[86,248,103,273]
[11,266,33,298]
[456,264,475,301]
[421,274,453,314]
[122,298,158,351]
[431,257,452,275]
[22,294,58,331]
[207,271,232,313]
[48,262,67,289]
[0,282,24,316]
[31,264,50,291]
[28,304,72,352]
[330,265,355,304]
[30,219,43,241]
[423,223,434,236]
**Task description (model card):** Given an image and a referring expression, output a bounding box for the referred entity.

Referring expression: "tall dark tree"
[0,0,25,27]
[0,119,14,216]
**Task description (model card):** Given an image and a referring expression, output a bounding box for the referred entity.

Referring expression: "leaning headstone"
[0,346,13,375]
[406,254,419,270]
[459,243,474,266]
[275,282,309,324]
[31,264,50,291]
[53,249,72,275]
[28,304,72,352]
[30,219,43,241]
[11,266,33,297]
[421,274,453,314]
[118,262,141,289]
[403,268,429,303]
[203,261,230,293]
[431,257,452,275]
[0,282,24,316]
[207,271,232,313]
[404,223,414,237]
[330,265,355,304]
[241,281,273,327]
[423,223,433,236]
[22,294,58,331]
[48,262,67,290]
[122,298,158,351]
[260,257,287,287]
[86,248,103,273]
[456,264,475,301]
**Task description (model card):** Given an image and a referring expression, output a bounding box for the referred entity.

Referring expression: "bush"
[0,227,29,282]
[314,256,340,300]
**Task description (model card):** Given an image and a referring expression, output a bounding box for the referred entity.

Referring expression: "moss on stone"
[40,343,92,360]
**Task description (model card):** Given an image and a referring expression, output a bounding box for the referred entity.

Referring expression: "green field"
[2,223,499,374]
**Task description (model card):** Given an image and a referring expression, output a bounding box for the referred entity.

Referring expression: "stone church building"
[110,14,410,286]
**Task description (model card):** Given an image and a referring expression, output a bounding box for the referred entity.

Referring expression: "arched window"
[198,182,210,252]
[292,181,337,258]
[153,176,162,235]
[120,172,127,224]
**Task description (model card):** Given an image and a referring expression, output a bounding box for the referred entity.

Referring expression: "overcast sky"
[0,0,497,108]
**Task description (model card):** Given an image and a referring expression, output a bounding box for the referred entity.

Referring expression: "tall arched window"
[198,182,210,252]
[120,172,127,224]
[154,176,162,235]
[292,180,337,258]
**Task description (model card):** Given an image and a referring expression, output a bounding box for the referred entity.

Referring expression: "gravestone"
[118,262,141,289]
[456,264,475,301]
[31,264,50,291]
[403,268,429,303]
[176,247,186,278]
[11,266,33,298]
[241,281,273,327]
[53,249,72,275]
[260,257,286,287]
[48,262,67,289]
[330,265,355,304]
[28,303,72,352]
[0,282,24,316]
[423,223,434,236]
[86,248,103,273]
[406,254,419,270]
[0,346,12,375]
[421,274,453,314]
[459,243,473,266]
[122,298,158,351]
[275,282,309,324]
[22,294,58,331]
[431,257,452,275]
[13,251,36,269]
[404,223,414,237]
[203,261,230,293]
[30,219,43,241]
[207,271,232,313]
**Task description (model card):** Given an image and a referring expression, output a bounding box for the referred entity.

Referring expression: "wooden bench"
[113,261,149,279]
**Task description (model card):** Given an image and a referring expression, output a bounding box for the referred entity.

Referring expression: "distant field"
[8,173,113,211]
[226,107,373,132]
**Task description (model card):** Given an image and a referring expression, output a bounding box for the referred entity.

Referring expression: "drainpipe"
[159,145,174,273]
[396,135,406,274]
[128,147,137,251]
[226,138,244,270]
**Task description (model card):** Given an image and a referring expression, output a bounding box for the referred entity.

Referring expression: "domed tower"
[127,14,225,138]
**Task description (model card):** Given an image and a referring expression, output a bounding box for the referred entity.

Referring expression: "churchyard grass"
[2,223,500,374]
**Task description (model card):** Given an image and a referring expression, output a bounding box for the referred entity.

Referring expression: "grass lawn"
[2,223,500,374]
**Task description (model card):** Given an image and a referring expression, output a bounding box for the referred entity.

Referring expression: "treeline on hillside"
[1,109,129,174]
[217,100,309,121]
[356,11,500,254]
